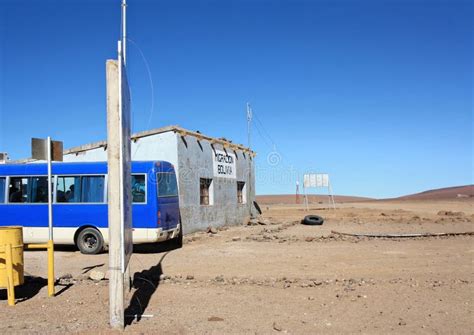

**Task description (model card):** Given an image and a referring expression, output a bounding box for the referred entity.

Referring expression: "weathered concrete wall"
[64,146,109,162]
[176,134,255,234]
[63,129,256,235]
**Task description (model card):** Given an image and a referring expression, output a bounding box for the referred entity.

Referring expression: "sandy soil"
[1,199,473,334]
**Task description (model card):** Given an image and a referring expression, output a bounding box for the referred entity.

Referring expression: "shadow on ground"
[24,240,181,255]
[124,252,170,326]
[81,263,105,274]
[133,240,181,254]
[0,275,75,304]
[0,276,46,303]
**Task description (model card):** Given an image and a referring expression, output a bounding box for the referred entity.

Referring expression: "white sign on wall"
[213,149,236,179]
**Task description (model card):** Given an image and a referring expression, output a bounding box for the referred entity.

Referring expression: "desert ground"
[1,198,473,334]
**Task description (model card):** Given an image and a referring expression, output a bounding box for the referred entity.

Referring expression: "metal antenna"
[246,102,253,218]
[122,0,127,65]
[296,180,300,204]
[246,102,252,148]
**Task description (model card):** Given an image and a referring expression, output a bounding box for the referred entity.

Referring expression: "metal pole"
[47,136,53,240]
[246,103,252,149]
[6,244,15,306]
[47,240,55,296]
[328,181,336,209]
[295,181,299,204]
[46,136,55,296]
[246,103,252,217]
[303,182,308,212]
[122,0,127,65]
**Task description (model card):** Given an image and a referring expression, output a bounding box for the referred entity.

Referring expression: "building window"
[237,181,246,204]
[200,178,213,206]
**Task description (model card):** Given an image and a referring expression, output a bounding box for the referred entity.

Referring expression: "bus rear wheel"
[76,227,104,254]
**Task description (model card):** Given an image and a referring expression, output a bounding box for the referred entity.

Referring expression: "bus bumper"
[152,225,180,242]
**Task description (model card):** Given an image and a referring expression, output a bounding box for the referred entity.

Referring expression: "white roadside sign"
[304,173,329,188]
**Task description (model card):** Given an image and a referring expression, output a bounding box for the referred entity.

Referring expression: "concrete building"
[0,152,9,164]
[63,125,257,234]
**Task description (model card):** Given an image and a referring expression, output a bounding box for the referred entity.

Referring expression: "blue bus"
[0,161,182,254]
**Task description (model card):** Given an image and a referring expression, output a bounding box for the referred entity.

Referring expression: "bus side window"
[56,176,104,203]
[81,176,105,203]
[0,177,5,203]
[30,177,48,203]
[132,174,146,203]
[9,177,28,203]
[57,176,81,203]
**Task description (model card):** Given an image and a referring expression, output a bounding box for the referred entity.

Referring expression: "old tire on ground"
[76,227,104,254]
[302,215,324,226]
[253,201,262,215]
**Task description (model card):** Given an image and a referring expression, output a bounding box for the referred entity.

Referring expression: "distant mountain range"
[256,185,473,204]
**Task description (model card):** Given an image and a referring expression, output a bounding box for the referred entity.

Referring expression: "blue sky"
[0,0,472,198]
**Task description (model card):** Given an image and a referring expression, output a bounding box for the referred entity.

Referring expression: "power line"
[250,108,295,170]
[252,110,277,146]
[253,121,274,149]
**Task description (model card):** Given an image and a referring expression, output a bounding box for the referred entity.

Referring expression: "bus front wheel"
[76,227,104,255]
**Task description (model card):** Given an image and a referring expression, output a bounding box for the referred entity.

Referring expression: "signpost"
[31,137,63,297]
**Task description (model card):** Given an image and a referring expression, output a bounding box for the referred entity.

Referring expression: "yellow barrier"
[0,227,25,306]
[0,226,55,306]
[24,241,55,298]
